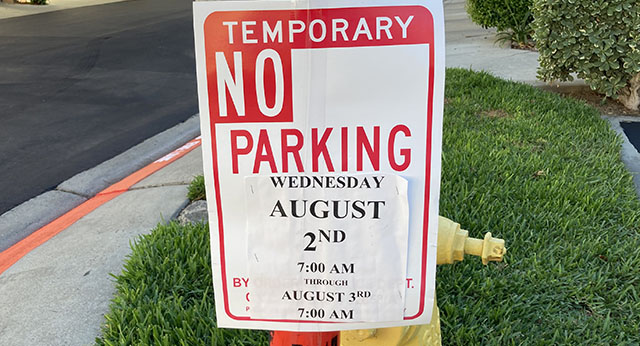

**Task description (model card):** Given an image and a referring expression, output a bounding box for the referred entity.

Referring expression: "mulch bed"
[541,84,640,117]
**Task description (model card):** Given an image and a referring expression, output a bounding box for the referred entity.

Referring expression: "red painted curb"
[0,137,202,275]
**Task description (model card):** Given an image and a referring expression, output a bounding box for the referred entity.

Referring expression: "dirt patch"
[510,41,537,52]
[541,84,640,117]
[532,169,547,178]
[507,43,638,116]
[480,109,511,118]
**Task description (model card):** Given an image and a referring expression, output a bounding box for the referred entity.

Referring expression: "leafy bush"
[30,0,47,5]
[466,0,533,45]
[532,0,640,110]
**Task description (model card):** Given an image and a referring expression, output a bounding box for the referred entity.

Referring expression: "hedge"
[532,0,640,110]
[466,0,533,45]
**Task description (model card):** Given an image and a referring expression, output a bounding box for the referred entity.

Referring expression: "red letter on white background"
[281,129,304,173]
[253,129,278,173]
[356,126,380,171]
[230,130,253,174]
[312,128,335,172]
[388,125,411,171]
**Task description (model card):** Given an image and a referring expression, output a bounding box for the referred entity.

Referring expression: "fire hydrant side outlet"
[437,216,506,265]
[340,217,506,345]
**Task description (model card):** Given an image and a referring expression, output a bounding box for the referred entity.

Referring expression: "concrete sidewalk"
[443,0,585,88]
[443,0,540,84]
[0,138,203,345]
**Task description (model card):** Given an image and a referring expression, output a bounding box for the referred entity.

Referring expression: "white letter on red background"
[263,21,283,43]
[215,51,245,117]
[255,49,284,117]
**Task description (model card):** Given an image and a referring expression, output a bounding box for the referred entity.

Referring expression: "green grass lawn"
[95,222,270,346]
[96,69,640,345]
[438,69,640,344]
[187,175,206,202]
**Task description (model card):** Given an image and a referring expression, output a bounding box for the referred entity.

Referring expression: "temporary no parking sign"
[193,0,444,331]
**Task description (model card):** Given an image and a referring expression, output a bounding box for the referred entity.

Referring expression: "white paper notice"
[245,174,409,322]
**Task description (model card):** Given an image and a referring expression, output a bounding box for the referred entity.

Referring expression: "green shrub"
[466,0,533,45]
[533,0,640,110]
[30,0,47,4]
[187,175,206,201]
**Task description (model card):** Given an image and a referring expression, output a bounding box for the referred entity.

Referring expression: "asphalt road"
[0,0,198,215]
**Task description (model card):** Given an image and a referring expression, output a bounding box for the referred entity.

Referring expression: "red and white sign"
[193,0,444,331]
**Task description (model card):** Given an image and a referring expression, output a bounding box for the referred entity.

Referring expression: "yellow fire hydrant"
[341,216,506,346]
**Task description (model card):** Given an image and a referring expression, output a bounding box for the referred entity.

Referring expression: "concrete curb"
[0,191,86,253]
[603,115,640,197]
[0,114,200,252]
[58,115,200,197]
